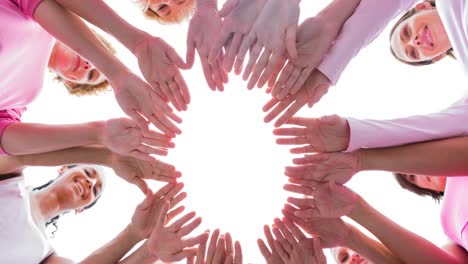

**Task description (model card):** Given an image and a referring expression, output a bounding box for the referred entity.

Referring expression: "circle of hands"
[103,0,363,263]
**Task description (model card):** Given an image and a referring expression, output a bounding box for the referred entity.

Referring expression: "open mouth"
[73,56,81,73]
[423,25,434,48]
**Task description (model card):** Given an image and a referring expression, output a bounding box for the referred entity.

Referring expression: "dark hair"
[393,172,444,202]
[389,0,455,66]
[32,165,101,236]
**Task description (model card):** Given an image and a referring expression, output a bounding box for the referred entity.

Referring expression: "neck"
[29,188,64,226]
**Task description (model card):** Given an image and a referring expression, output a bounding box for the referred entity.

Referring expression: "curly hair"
[389,0,455,66]
[135,0,195,24]
[53,32,116,96]
[393,172,444,202]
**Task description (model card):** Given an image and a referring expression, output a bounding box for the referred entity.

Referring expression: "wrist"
[196,0,217,9]
[348,194,365,220]
[92,121,105,145]
[124,224,145,244]
[143,241,160,261]
[129,31,152,55]
[353,149,364,173]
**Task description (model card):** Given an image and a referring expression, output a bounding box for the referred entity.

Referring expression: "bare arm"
[358,136,468,176]
[349,196,463,264]
[1,121,102,156]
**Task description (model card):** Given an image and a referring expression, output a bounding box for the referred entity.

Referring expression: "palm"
[102,118,143,155]
[289,239,326,264]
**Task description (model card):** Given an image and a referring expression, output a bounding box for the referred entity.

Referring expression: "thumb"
[138,188,154,209]
[285,24,298,59]
[218,0,239,17]
[134,178,150,197]
[186,30,196,68]
[167,47,188,69]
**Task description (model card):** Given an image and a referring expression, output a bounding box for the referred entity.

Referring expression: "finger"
[218,0,239,17]
[273,240,290,263]
[279,67,302,99]
[210,29,232,64]
[137,144,168,156]
[168,46,188,69]
[273,127,306,136]
[263,225,275,251]
[138,190,154,209]
[187,255,195,264]
[168,81,187,111]
[126,110,148,132]
[206,229,221,263]
[212,234,225,264]
[272,63,293,98]
[222,33,242,72]
[257,239,272,258]
[287,178,323,188]
[275,137,311,145]
[200,56,217,91]
[175,72,191,105]
[290,145,320,154]
[285,24,298,59]
[282,217,306,241]
[294,208,321,218]
[272,227,292,253]
[142,129,172,141]
[247,49,271,89]
[156,201,170,227]
[274,100,305,127]
[171,248,198,262]
[273,218,297,245]
[235,33,256,75]
[168,111,183,124]
[167,206,185,223]
[168,211,196,231]
[290,67,312,95]
[219,59,229,84]
[313,239,326,263]
[195,230,209,264]
[258,53,285,88]
[242,43,263,82]
[267,58,287,88]
[161,182,184,202]
[224,233,234,264]
[129,150,160,162]
[262,97,280,113]
[177,216,202,237]
[287,197,316,209]
[159,81,181,111]
[132,177,149,194]
[186,31,197,68]
[211,60,225,92]
[142,137,174,148]
[148,114,179,137]
[152,83,169,102]
[263,98,293,124]
[234,241,242,264]
[183,232,210,248]
[170,192,187,208]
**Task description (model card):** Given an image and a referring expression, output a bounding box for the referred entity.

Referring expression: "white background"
[23,0,468,263]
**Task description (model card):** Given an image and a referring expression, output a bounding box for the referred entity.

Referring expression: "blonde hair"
[136,0,195,24]
[54,32,116,96]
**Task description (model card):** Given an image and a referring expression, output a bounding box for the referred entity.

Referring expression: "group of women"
[0,0,467,263]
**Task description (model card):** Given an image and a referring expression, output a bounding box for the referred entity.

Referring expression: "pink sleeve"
[0,109,24,156]
[11,0,45,18]
[317,0,419,85]
[345,96,468,151]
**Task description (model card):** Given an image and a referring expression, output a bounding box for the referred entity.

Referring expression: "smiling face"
[48,42,107,88]
[333,247,371,264]
[50,165,106,212]
[390,2,451,64]
[143,0,195,24]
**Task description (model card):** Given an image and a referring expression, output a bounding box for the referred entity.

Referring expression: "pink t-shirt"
[0,0,54,110]
[440,176,468,250]
[0,176,54,264]
[0,108,25,155]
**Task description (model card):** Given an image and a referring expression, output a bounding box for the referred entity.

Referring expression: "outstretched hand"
[101,117,175,161]
[285,151,360,185]
[146,202,208,262]
[239,0,300,90]
[285,181,358,218]
[187,3,228,91]
[111,70,182,137]
[129,183,186,240]
[133,35,190,112]
[208,0,267,74]
[110,152,181,193]
[264,70,331,127]
[258,225,284,264]
[271,17,336,99]
[273,115,350,152]
[271,218,326,264]
[194,229,242,264]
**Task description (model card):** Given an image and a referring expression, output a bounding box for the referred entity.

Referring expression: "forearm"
[344,223,402,264]
[118,242,159,264]
[1,121,102,155]
[33,0,124,80]
[80,225,143,264]
[53,0,149,53]
[358,136,468,176]
[315,0,361,37]
[349,197,461,264]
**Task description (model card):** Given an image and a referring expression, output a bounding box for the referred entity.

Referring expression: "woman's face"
[334,247,371,264]
[48,42,106,87]
[390,4,451,63]
[146,0,194,20]
[404,174,447,192]
[51,166,105,212]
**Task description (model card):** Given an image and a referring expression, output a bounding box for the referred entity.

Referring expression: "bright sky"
[22,0,468,263]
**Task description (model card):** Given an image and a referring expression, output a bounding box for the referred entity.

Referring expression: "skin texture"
[390,2,451,63]
[48,42,106,86]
